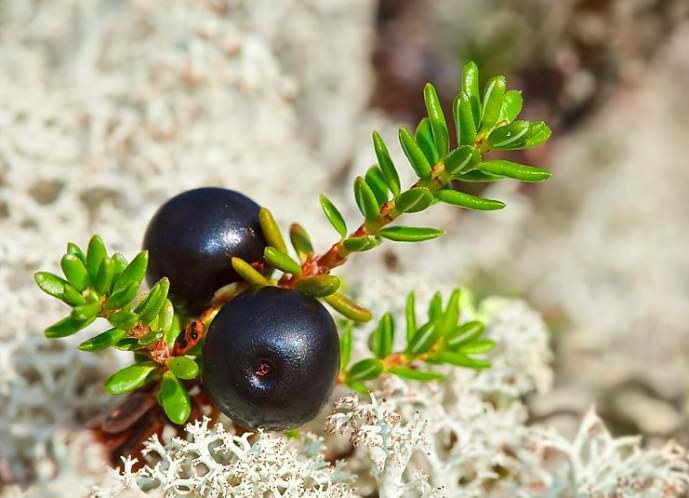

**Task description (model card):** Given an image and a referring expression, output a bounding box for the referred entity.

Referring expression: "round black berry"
[203,286,340,430]
[143,187,266,313]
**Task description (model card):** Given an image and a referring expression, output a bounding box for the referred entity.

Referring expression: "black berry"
[143,187,266,313]
[203,286,340,430]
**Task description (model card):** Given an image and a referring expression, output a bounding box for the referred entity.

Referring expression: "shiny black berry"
[203,286,340,430]
[143,187,266,313]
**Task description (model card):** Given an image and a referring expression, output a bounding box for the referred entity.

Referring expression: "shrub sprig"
[340,289,493,392]
[34,61,551,425]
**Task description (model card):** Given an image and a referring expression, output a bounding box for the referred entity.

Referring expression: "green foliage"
[341,288,495,388]
[289,223,314,262]
[259,207,288,254]
[34,236,197,424]
[324,293,373,323]
[365,166,390,205]
[105,362,158,395]
[34,60,552,427]
[36,237,171,347]
[311,60,552,267]
[158,371,191,425]
[294,275,341,297]
[320,194,348,239]
[395,188,434,213]
[231,257,271,287]
[167,356,200,380]
[377,226,444,242]
[354,176,380,221]
[264,247,301,275]
[399,127,432,179]
[372,131,401,197]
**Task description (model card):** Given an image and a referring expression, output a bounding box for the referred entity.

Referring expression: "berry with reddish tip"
[203,286,339,430]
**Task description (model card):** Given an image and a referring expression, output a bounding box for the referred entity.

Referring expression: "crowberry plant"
[35,61,551,432]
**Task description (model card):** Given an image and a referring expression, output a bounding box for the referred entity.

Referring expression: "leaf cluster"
[319,61,551,256]
[231,207,374,323]
[34,236,197,424]
[339,289,494,392]
[32,61,553,428]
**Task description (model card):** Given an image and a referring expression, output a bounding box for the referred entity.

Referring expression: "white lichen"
[528,407,689,497]
[93,417,356,498]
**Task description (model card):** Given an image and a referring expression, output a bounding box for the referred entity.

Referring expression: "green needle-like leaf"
[35,271,68,297]
[289,224,314,262]
[454,93,477,147]
[480,75,506,131]
[167,357,199,380]
[435,189,505,211]
[264,247,301,274]
[346,380,369,394]
[78,328,127,352]
[44,314,96,338]
[462,61,481,125]
[447,321,485,349]
[372,131,401,197]
[395,187,434,213]
[369,312,394,359]
[320,194,348,239]
[423,83,449,158]
[324,293,373,322]
[164,306,181,349]
[377,226,444,242]
[343,236,381,252]
[111,251,148,296]
[488,120,530,150]
[406,322,439,356]
[339,321,353,371]
[415,118,439,165]
[365,166,389,205]
[105,282,140,310]
[61,254,89,292]
[67,242,86,262]
[399,128,432,179]
[95,257,116,295]
[460,339,496,355]
[347,358,384,382]
[441,289,461,335]
[114,338,141,351]
[499,90,523,124]
[259,207,288,254]
[432,351,490,369]
[34,272,86,306]
[405,292,417,342]
[353,177,380,222]
[112,253,128,277]
[294,275,341,297]
[71,300,101,322]
[444,146,479,177]
[231,257,271,287]
[157,371,191,425]
[105,362,158,395]
[388,366,444,382]
[158,300,176,342]
[109,309,140,330]
[428,292,443,321]
[136,278,170,324]
[455,170,504,183]
[86,235,107,282]
[524,121,552,148]
[478,160,551,182]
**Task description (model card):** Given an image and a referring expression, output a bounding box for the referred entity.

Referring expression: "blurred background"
[1,0,689,493]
